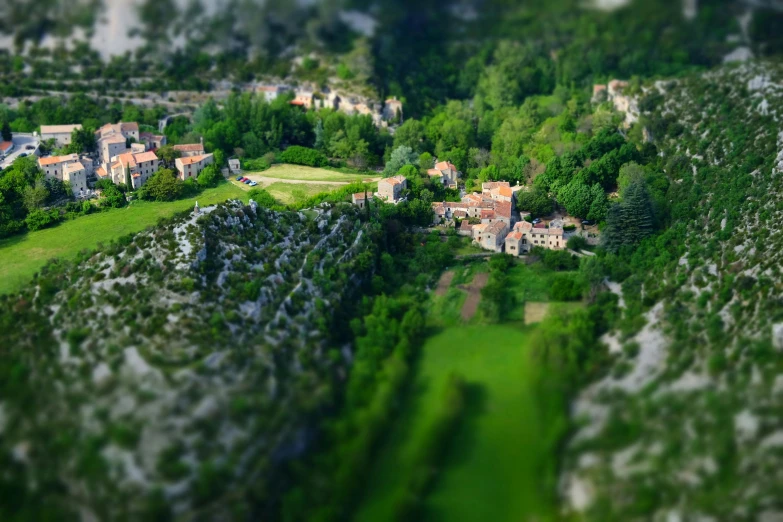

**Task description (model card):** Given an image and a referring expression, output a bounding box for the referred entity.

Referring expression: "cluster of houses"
[433,181,567,256]
[248,83,403,127]
[37,123,213,196]
[351,160,570,256]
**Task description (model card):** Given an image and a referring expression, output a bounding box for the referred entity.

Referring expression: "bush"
[197,164,222,188]
[550,274,583,301]
[280,146,327,167]
[241,157,271,171]
[25,208,59,231]
[540,249,580,271]
[566,235,588,251]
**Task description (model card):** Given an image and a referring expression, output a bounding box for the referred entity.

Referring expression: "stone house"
[39,154,80,180]
[96,122,139,142]
[63,161,88,195]
[228,159,241,173]
[38,154,89,196]
[111,151,160,189]
[99,134,128,165]
[255,85,289,102]
[482,181,514,203]
[140,132,167,149]
[40,124,82,147]
[473,220,508,252]
[376,175,407,203]
[383,97,403,122]
[428,160,459,188]
[175,153,214,181]
[458,220,473,236]
[351,192,373,209]
[505,221,565,255]
[0,141,13,157]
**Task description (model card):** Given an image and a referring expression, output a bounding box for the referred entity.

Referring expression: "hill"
[562,61,783,521]
[0,199,373,520]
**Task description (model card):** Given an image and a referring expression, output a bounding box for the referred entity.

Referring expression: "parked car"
[582,220,592,226]
[25,145,35,150]
[249,181,258,187]
[236,175,243,181]
[243,179,252,184]
[532,218,541,224]
[241,177,249,182]
[18,153,27,158]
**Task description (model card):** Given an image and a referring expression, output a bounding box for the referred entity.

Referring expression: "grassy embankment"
[233,163,378,204]
[0,182,248,296]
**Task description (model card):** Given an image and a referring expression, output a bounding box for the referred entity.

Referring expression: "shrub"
[280,146,327,167]
[25,209,59,231]
[566,235,588,251]
[550,275,583,301]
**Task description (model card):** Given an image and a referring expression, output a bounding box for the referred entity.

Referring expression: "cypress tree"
[622,179,653,244]
[601,203,625,253]
[125,166,133,192]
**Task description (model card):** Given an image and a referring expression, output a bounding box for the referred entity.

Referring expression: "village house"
[0,141,13,157]
[228,158,241,174]
[458,220,473,236]
[63,161,88,195]
[427,160,460,188]
[100,134,128,165]
[504,221,565,255]
[172,143,205,157]
[96,122,139,142]
[382,97,403,122]
[110,151,160,189]
[39,153,80,180]
[38,154,89,196]
[254,85,289,102]
[376,175,407,203]
[175,153,214,181]
[140,132,167,150]
[40,124,83,147]
[472,220,508,253]
[482,181,515,203]
[351,192,373,209]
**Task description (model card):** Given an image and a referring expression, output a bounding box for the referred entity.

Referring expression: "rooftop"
[173,143,204,152]
[435,161,457,172]
[177,153,213,166]
[39,153,79,166]
[486,221,508,235]
[40,124,82,134]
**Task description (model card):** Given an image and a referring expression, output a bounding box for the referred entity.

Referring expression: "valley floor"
[354,324,558,522]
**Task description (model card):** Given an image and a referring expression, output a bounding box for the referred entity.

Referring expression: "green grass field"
[263,181,335,204]
[0,182,248,296]
[354,324,559,522]
[252,163,379,183]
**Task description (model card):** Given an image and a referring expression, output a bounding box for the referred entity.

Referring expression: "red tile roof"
[0,141,12,152]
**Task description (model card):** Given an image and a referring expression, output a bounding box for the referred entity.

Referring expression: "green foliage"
[279,145,328,167]
[384,145,418,176]
[1,120,11,141]
[25,208,60,231]
[247,188,277,208]
[602,178,655,253]
[516,187,553,217]
[480,254,517,322]
[136,169,182,202]
[196,164,222,188]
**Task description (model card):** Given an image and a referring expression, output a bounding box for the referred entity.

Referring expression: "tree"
[516,187,553,217]
[68,127,96,153]
[137,169,182,201]
[156,145,181,167]
[393,119,426,152]
[125,166,133,192]
[22,180,49,211]
[197,165,222,188]
[383,145,418,176]
[601,178,654,252]
[1,121,11,142]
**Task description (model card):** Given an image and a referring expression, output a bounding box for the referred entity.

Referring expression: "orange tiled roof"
[435,161,457,171]
[39,154,78,166]
[0,141,12,152]
[173,143,204,152]
[177,153,212,166]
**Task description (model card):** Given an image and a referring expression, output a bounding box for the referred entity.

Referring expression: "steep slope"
[564,61,783,521]
[0,200,373,520]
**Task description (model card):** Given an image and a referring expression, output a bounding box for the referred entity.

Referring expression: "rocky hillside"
[0,200,373,520]
[563,61,783,521]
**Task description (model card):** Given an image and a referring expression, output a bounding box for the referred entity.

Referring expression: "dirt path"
[435,270,455,297]
[460,272,489,320]
[524,302,550,325]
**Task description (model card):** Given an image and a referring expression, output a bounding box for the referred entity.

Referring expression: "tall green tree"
[1,121,11,142]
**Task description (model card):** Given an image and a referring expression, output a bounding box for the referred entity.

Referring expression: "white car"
[249,181,258,187]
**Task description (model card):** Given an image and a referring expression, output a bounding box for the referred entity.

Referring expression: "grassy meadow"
[354,324,560,522]
[251,163,379,183]
[0,182,248,295]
